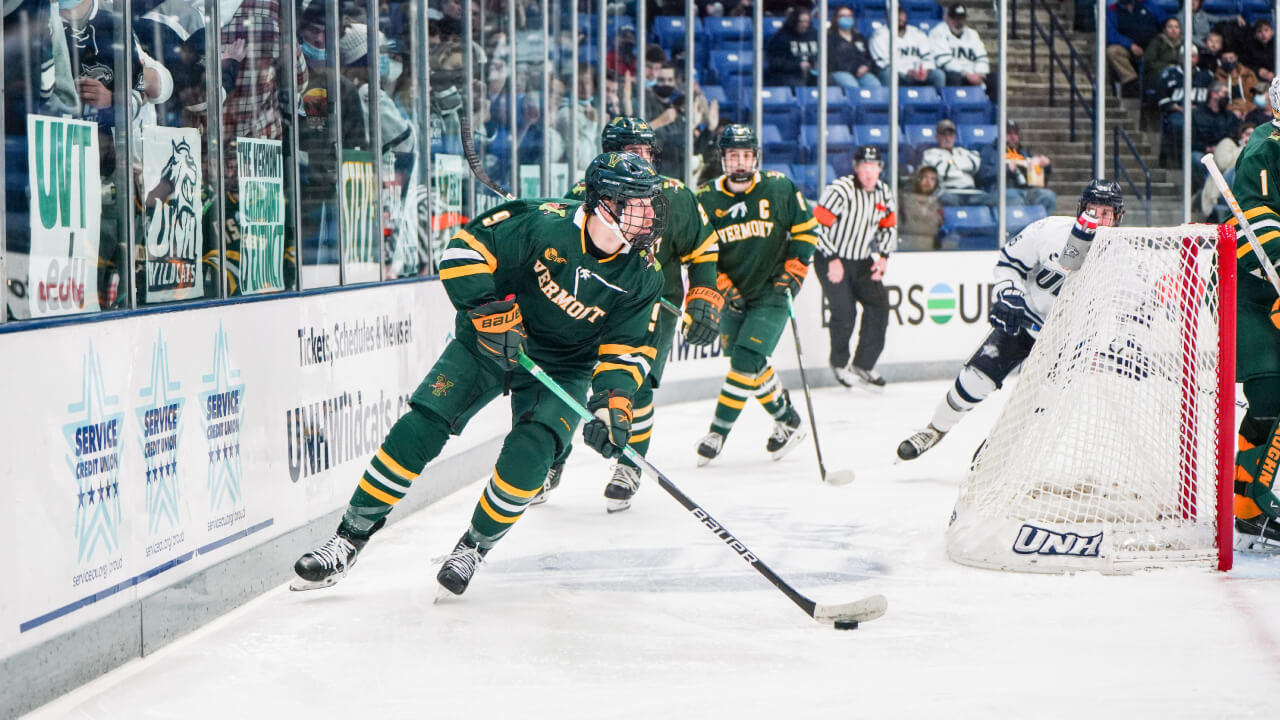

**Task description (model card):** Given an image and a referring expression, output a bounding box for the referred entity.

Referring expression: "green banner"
[27,114,101,317]
[236,138,285,295]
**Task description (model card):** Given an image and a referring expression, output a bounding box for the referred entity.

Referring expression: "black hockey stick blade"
[517,351,885,629]
[459,106,516,202]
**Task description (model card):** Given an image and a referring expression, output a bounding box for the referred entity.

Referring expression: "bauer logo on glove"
[468,297,526,369]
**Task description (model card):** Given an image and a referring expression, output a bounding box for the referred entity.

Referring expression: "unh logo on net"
[1012,524,1103,557]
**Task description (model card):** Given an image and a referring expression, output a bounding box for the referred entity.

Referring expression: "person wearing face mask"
[1193,80,1241,156]
[607,23,638,78]
[828,6,881,91]
[1155,46,1214,167]
[1214,50,1258,103]
[765,6,819,87]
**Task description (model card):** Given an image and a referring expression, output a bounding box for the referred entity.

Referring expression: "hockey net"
[947,224,1236,573]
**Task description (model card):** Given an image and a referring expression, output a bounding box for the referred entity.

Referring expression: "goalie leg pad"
[1235,377,1280,522]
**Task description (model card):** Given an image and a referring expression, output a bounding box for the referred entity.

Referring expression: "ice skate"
[832,363,857,388]
[1235,516,1280,554]
[290,527,369,591]
[436,534,489,596]
[852,366,886,393]
[897,424,946,461]
[766,404,806,461]
[529,462,563,506]
[604,463,641,513]
[696,431,725,466]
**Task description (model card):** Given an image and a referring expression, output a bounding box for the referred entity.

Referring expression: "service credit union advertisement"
[236,137,286,295]
[27,114,102,318]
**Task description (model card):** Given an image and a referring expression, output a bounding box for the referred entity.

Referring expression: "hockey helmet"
[601,117,658,153]
[1268,76,1280,121]
[718,124,759,182]
[853,145,884,166]
[584,151,668,250]
[1077,179,1125,224]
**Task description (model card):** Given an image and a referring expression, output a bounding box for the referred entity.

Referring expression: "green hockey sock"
[466,423,556,549]
[710,368,761,435]
[753,366,791,419]
[341,405,450,536]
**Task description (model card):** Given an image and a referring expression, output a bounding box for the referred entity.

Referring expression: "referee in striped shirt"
[814,145,897,390]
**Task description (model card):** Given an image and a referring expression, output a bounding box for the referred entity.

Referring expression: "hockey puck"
[832,620,859,630]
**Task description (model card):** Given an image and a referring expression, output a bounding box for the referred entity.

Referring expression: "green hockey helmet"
[584,151,668,251]
[717,124,759,182]
[601,116,658,155]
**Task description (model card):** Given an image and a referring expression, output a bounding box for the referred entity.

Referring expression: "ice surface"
[25,381,1280,719]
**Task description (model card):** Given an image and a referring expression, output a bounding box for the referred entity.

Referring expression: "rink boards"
[0,249,997,715]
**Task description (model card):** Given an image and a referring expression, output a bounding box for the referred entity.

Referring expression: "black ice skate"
[852,366,886,393]
[696,431,725,466]
[767,399,806,461]
[1235,515,1280,554]
[897,424,946,461]
[604,464,641,513]
[436,534,489,596]
[291,525,372,591]
[529,462,563,506]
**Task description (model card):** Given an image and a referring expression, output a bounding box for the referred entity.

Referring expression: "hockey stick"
[785,290,857,486]
[1201,154,1280,295]
[460,107,516,202]
[516,350,886,628]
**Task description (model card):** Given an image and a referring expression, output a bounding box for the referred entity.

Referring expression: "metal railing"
[1113,125,1153,226]
[1026,0,1096,147]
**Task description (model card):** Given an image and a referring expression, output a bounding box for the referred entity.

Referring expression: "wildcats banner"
[27,114,102,318]
[236,138,285,295]
[341,150,379,283]
[142,127,204,302]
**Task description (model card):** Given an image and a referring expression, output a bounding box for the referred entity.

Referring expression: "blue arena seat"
[710,50,753,85]
[707,17,752,45]
[900,86,944,124]
[903,123,938,151]
[762,16,786,42]
[912,18,938,34]
[796,86,852,125]
[1243,0,1272,13]
[943,86,993,120]
[857,16,888,40]
[761,124,795,162]
[854,124,890,150]
[1202,0,1241,14]
[801,124,855,162]
[959,124,998,149]
[1006,204,1047,237]
[790,164,839,199]
[652,16,702,51]
[852,87,890,125]
[761,86,799,127]
[943,206,998,248]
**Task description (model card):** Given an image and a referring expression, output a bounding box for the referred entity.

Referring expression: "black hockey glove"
[468,297,526,370]
[582,389,633,459]
[1271,298,1280,332]
[989,286,1040,335]
[683,286,724,346]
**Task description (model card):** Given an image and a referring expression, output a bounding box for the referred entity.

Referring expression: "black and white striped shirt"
[817,177,898,261]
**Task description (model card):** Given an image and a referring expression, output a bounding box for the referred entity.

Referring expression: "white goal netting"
[947,225,1235,573]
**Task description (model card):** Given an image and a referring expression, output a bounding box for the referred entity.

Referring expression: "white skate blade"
[605,497,633,513]
[813,593,888,627]
[769,429,808,461]
[289,575,340,592]
[696,454,715,467]
[823,469,856,486]
[1235,534,1280,555]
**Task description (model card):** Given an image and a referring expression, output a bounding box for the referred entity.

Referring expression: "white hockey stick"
[1201,153,1280,295]
[785,290,856,486]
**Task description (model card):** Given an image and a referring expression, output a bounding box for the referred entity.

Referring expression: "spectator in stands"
[642,45,668,113]
[1106,0,1165,97]
[700,0,752,17]
[1198,30,1223,71]
[649,62,679,121]
[1216,50,1259,103]
[1244,91,1271,124]
[1193,79,1242,154]
[1157,47,1214,165]
[871,7,944,90]
[900,165,942,251]
[765,6,819,87]
[924,119,991,205]
[1239,19,1275,83]
[649,68,719,179]
[929,4,991,89]
[607,23,638,78]
[1200,118,1254,218]
[556,62,601,177]
[1142,17,1183,93]
[1190,0,1243,48]
[1003,120,1057,215]
[828,6,881,90]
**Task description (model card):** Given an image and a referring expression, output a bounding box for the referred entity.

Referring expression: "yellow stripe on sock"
[376,448,418,481]
[629,429,653,443]
[759,366,776,383]
[492,468,540,499]
[359,478,401,506]
[758,389,779,405]
[727,370,763,387]
[718,393,747,409]
[479,493,521,524]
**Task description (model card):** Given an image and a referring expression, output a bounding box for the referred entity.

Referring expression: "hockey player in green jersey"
[535,116,723,512]
[694,124,821,464]
[290,152,667,595]
[1228,77,1280,551]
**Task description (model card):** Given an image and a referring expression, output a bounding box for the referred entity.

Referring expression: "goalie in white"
[896,180,1124,460]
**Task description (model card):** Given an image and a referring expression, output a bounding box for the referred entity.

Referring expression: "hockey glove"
[583,390,633,459]
[682,286,724,346]
[1272,299,1280,332]
[469,297,526,370]
[1059,209,1099,272]
[775,257,810,297]
[717,272,744,311]
[989,286,1039,335]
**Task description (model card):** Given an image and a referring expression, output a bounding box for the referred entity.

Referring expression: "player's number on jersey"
[648,302,661,333]
[795,191,808,211]
[1263,169,1269,197]
[482,210,512,227]
[759,199,770,219]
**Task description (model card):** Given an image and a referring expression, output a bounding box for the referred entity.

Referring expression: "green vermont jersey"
[695,171,820,301]
[1232,122,1280,275]
[566,176,721,305]
[438,198,663,395]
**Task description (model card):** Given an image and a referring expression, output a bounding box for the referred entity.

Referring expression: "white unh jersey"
[993,215,1077,337]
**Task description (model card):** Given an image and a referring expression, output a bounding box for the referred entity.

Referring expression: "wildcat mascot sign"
[142,127,204,302]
